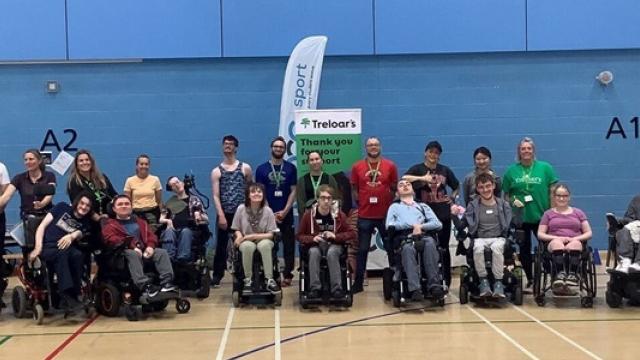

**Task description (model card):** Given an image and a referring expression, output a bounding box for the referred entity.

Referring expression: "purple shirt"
[540,208,587,238]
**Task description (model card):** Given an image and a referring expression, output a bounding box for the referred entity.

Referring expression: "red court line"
[44,315,99,360]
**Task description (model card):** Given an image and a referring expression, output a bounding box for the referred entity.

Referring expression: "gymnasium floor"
[0,266,637,360]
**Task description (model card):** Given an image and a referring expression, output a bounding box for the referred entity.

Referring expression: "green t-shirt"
[502,160,558,223]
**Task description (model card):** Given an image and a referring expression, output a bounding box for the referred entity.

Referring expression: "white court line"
[511,305,603,360]
[465,305,540,360]
[216,307,236,360]
[450,294,539,360]
[275,309,282,360]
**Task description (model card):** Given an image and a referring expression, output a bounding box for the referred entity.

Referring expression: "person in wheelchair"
[537,184,592,294]
[452,173,512,298]
[29,193,93,312]
[386,179,444,301]
[231,182,280,293]
[160,176,209,263]
[613,194,640,273]
[297,185,355,299]
[102,194,177,301]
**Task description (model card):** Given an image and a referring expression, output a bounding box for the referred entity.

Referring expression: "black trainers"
[410,290,424,302]
[161,283,177,293]
[143,284,160,299]
[308,289,321,299]
[211,275,222,288]
[429,285,445,300]
[266,279,281,293]
[332,289,345,299]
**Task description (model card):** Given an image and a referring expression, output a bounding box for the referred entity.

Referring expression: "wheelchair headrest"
[605,213,623,234]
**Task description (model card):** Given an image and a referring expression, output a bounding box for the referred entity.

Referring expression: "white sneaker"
[629,262,640,273]
[615,258,632,273]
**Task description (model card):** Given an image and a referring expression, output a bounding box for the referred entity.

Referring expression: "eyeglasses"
[318,195,333,201]
[554,194,569,198]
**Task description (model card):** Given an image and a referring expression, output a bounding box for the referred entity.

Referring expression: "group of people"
[0,133,636,311]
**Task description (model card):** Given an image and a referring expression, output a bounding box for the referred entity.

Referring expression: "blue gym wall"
[2,1,640,248]
[1,50,640,248]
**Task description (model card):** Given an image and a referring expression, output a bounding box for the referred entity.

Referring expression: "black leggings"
[519,222,539,284]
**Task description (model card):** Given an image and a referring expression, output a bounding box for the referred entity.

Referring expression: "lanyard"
[270,161,283,189]
[367,160,380,184]
[310,172,323,199]
[522,162,534,192]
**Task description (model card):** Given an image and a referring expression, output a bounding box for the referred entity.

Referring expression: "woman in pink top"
[537,184,592,292]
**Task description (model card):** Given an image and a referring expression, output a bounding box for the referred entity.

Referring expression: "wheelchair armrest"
[272,229,282,243]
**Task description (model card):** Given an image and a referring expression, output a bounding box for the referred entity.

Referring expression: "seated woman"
[160,176,209,262]
[124,154,163,232]
[231,182,280,293]
[537,184,592,293]
[30,193,93,311]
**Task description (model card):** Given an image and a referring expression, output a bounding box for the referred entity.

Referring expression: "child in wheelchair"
[384,179,446,305]
[452,173,522,304]
[297,185,355,306]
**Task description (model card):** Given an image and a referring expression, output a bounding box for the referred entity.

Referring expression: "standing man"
[210,135,252,287]
[350,137,398,293]
[0,161,9,255]
[296,151,340,217]
[403,141,460,288]
[255,136,298,287]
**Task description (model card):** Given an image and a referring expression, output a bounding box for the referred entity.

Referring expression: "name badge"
[274,190,283,197]
[486,209,494,214]
[524,195,533,203]
[316,219,323,224]
[369,197,378,204]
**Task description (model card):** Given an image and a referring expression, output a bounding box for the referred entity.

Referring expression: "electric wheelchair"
[532,238,597,308]
[604,213,640,307]
[162,224,212,299]
[381,227,447,308]
[93,240,191,321]
[298,240,353,309]
[457,228,523,306]
[230,230,283,307]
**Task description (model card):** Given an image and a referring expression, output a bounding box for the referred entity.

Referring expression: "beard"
[272,150,284,159]
[367,151,380,159]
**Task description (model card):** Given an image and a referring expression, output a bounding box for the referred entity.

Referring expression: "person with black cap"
[402,140,459,287]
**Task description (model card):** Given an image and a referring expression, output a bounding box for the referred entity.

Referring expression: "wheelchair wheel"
[580,296,593,308]
[151,300,169,312]
[392,289,401,307]
[125,304,142,321]
[96,283,122,317]
[512,286,523,306]
[535,294,545,307]
[459,284,469,305]
[382,268,393,301]
[606,282,623,308]
[33,304,45,325]
[197,272,211,299]
[232,291,240,308]
[273,291,282,307]
[176,299,191,314]
[11,286,27,319]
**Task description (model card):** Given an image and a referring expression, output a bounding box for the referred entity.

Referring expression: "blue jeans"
[161,227,194,262]
[355,218,387,289]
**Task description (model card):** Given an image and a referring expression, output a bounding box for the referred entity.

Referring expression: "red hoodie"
[102,216,158,249]
[296,204,356,248]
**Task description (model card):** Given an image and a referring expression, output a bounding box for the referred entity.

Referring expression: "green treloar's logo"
[300,117,311,128]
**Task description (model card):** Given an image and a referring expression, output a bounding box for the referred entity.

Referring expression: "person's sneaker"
[161,283,177,293]
[429,285,445,300]
[211,275,222,288]
[332,289,345,299]
[615,258,631,274]
[143,284,160,299]
[281,278,293,288]
[410,290,424,302]
[478,278,492,297]
[266,278,281,293]
[351,284,364,294]
[61,293,83,312]
[565,273,579,287]
[243,278,252,292]
[492,280,506,299]
[307,289,321,299]
[629,262,640,273]
[553,272,566,290]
